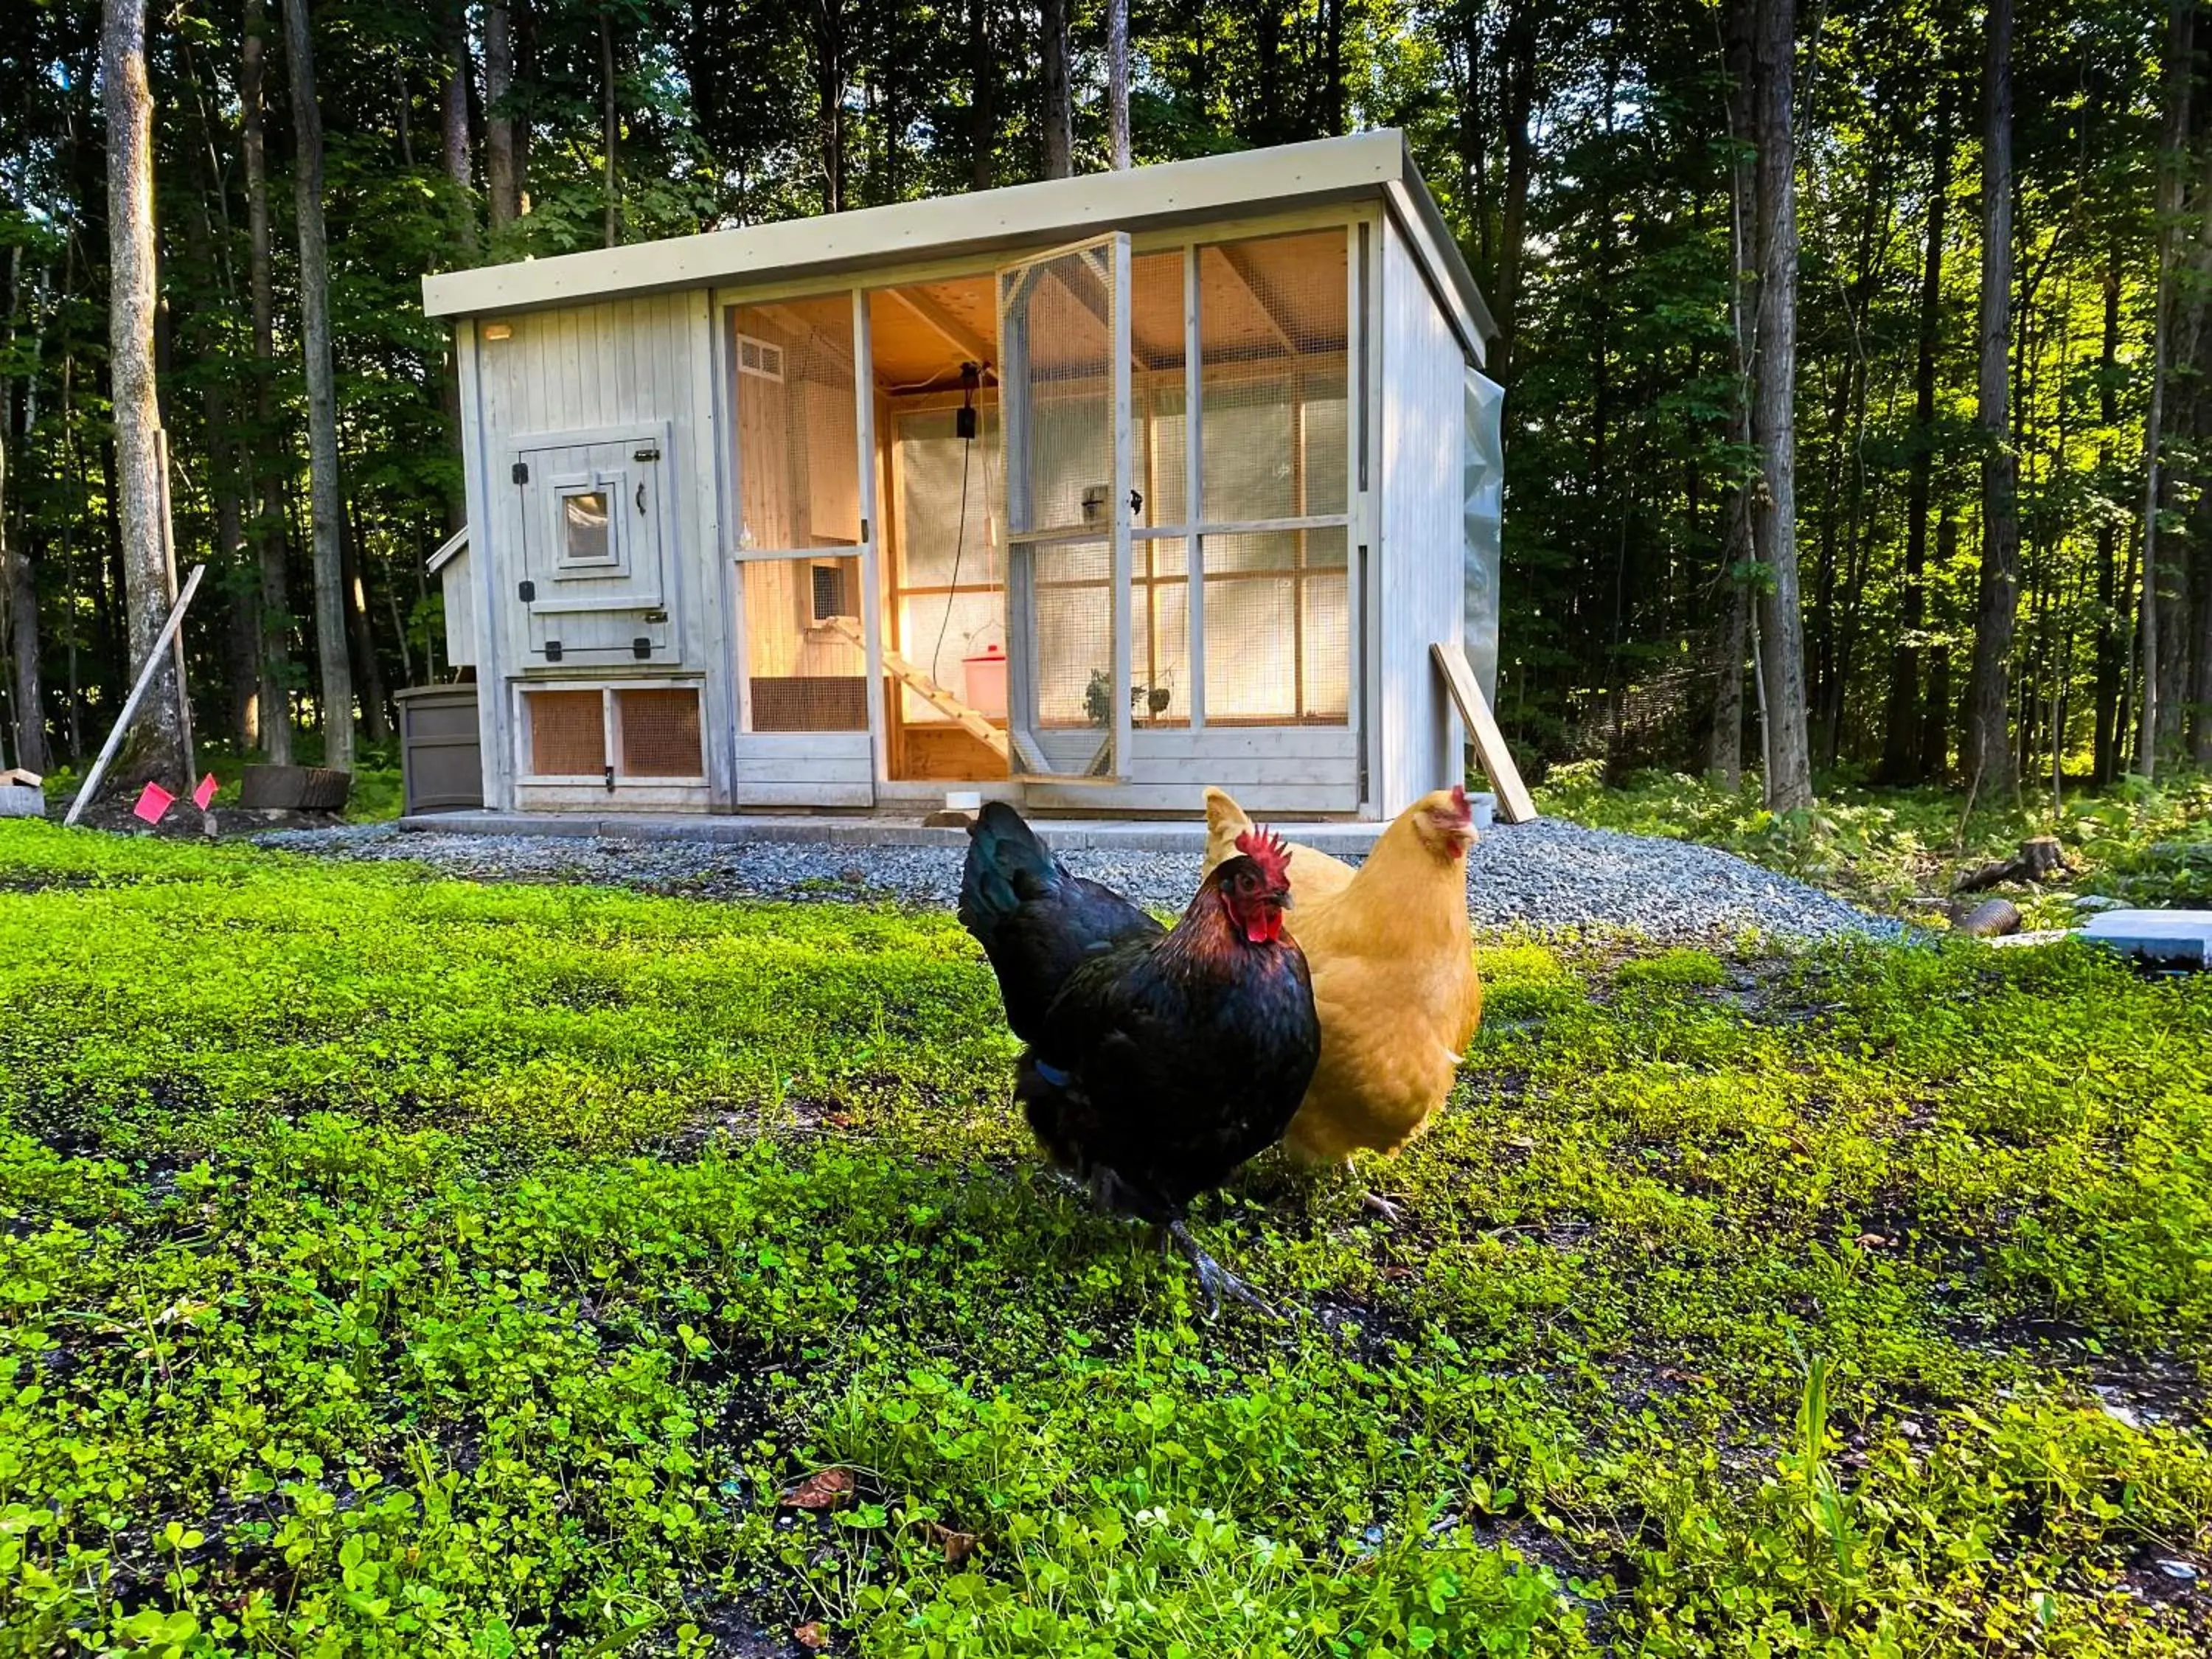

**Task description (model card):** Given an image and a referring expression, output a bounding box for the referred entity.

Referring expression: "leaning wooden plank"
[64,564,207,828]
[1430,639,1538,824]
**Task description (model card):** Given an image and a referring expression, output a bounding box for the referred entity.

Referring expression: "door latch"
[633,446,661,462]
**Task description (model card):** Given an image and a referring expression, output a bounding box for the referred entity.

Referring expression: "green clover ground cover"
[1,818,2208,1657]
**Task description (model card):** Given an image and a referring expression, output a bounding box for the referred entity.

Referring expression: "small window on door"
[811,561,849,622]
[563,490,611,563]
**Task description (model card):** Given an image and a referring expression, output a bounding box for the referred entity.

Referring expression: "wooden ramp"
[826,616,1010,762]
[1431,639,1537,824]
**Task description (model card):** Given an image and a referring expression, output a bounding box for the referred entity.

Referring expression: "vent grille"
[737,334,785,381]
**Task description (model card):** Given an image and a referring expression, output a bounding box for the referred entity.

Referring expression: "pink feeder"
[962,644,1008,720]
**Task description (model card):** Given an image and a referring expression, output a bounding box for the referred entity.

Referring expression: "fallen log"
[1953,835,2068,894]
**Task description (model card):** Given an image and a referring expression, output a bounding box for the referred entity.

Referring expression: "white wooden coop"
[422,131,1506,820]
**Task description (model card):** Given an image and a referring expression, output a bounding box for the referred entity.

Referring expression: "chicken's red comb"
[1234,826,1293,888]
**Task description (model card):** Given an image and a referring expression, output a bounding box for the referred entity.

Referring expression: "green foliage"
[1,824,2208,1654]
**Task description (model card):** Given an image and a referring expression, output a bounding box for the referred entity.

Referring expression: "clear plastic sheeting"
[1203,526,1348,724]
[740,555,868,733]
[1464,367,1505,704]
[730,295,860,553]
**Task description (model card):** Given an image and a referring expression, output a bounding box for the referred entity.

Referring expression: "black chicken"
[958,801,1320,1315]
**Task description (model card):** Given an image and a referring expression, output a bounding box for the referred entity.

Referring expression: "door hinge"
[633,446,661,462]
[518,580,535,602]
[633,637,652,659]
[543,641,563,662]
[512,461,529,485]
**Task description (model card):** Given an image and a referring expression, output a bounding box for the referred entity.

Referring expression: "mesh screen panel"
[616,689,703,777]
[1203,527,1347,723]
[524,690,605,775]
[892,408,1007,725]
[1032,539,1114,734]
[1197,232,1349,524]
[742,556,868,732]
[1132,253,1188,530]
[731,295,860,552]
[1001,247,1115,536]
[1134,536,1190,725]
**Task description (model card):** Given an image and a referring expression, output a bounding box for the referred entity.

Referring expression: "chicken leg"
[1165,1218,1279,1321]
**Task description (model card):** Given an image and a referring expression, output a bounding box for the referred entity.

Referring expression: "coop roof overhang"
[422,130,1495,359]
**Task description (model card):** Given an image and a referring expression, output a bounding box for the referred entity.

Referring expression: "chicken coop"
[422,131,1504,820]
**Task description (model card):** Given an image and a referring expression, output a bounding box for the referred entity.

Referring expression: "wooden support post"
[64,563,207,827]
[1432,638,1537,824]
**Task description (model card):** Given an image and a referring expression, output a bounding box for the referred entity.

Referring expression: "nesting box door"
[510,424,676,666]
[997,234,1134,782]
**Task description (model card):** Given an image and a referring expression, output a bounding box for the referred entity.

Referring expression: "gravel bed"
[257,818,1902,943]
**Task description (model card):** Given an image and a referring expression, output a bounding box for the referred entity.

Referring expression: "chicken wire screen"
[1203,527,1348,723]
[731,295,861,553]
[1131,251,1189,530]
[741,555,869,732]
[1001,246,1116,538]
[523,690,606,776]
[1026,538,1116,771]
[615,689,703,778]
[1133,536,1191,726]
[1196,231,1349,526]
[894,408,1007,726]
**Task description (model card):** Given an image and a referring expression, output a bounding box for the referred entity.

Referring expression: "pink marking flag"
[192,773,219,810]
[132,781,176,824]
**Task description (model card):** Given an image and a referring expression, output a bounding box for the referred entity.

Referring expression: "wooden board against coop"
[1430,639,1537,824]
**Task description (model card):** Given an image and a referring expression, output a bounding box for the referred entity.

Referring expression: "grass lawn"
[1,819,2208,1658]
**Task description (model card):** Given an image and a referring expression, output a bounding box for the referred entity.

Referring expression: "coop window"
[740,555,869,733]
[729,296,860,552]
[562,489,611,563]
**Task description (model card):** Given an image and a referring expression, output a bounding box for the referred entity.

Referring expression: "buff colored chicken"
[1202,785,1481,1208]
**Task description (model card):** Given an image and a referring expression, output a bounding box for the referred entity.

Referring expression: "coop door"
[996,234,1133,781]
[512,425,676,665]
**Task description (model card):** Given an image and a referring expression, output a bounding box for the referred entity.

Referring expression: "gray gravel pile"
[258,818,1902,942]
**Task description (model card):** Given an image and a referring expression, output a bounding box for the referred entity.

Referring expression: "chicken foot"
[1164,1219,1279,1321]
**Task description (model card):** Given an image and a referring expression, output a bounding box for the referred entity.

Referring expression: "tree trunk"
[1042,0,1071,178]
[1964,0,2020,804]
[242,0,293,764]
[1882,81,1950,783]
[1745,0,1812,810]
[1708,0,1757,787]
[969,0,995,189]
[342,498,389,742]
[281,0,355,771]
[2094,241,2123,783]
[1107,0,1130,169]
[1,247,46,775]
[1490,0,1538,386]
[810,0,847,211]
[484,0,521,229]
[441,0,477,252]
[104,0,188,790]
[2138,1,2191,776]
[600,8,619,246]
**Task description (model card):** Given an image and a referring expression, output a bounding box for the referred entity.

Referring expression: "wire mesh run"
[1197,230,1349,524]
[1203,526,1348,724]
[894,407,1007,726]
[1133,535,1190,726]
[615,689,703,778]
[1001,245,1116,538]
[522,690,607,776]
[731,294,860,552]
[742,555,869,732]
[1031,539,1116,734]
